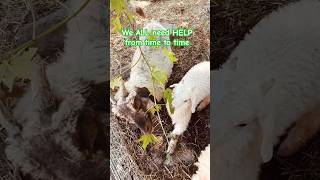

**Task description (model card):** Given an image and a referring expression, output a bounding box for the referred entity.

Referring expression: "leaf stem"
[123,11,169,144]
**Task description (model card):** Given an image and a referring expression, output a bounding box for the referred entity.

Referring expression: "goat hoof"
[164,154,173,166]
[167,133,176,139]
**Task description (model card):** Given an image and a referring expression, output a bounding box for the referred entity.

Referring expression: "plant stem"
[123,11,169,144]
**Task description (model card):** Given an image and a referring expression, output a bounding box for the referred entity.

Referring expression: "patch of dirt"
[110,0,210,179]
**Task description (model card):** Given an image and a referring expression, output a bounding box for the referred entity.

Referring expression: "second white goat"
[191,144,210,180]
[165,61,210,156]
[213,0,320,179]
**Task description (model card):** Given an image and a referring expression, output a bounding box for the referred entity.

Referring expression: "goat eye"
[237,123,247,127]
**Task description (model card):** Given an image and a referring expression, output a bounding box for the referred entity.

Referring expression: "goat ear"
[135,7,145,18]
[260,78,275,96]
[133,96,142,110]
[133,109,153,133]
[140,97,155,111]
[257,79,276,162]
[259,116,274,163]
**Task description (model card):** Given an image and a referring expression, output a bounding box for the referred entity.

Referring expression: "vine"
[0,0,93,92]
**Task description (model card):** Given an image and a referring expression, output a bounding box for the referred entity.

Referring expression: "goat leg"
[196,95,210,112]
[278,105,320,157]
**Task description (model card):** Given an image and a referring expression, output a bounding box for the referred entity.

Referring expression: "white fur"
[192,144,210,180]
[127,0,138,12]
[170,61,210,136]
[213,0,320,179]
[213,121,262,180]
[124,21,174,101]
[47,0,107,99]
[165,61,209,157]
[170,99,193,135]
[126,0,146,17]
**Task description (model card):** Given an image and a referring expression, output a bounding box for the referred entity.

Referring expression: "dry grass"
[212,0,296,69]
[261,132,320,180]
[110,119,145,180]
[213,0,320,180]
[0,0,64,60]
[110,0,210,179]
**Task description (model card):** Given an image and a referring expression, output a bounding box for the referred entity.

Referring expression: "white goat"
[126,0,146,18]
[191,144,210,180]
[47,0,107,99]
[213,0,320,179]
[123,21,174,101]
[112,21,174,132]
[165,61,210,156]
[213,119,262,180]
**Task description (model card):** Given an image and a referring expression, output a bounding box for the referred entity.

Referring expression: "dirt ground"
[213,0,320,180]
[110,0,210,179]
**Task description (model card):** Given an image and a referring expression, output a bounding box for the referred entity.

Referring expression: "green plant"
[137,133,159,151]
[110,0,177,151]
[0,48,37,91]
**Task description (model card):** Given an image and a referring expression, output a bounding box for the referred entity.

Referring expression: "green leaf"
[148,35,157,41]
[10,48,38,79]
[110,0,126,14]
[126,10,135,23]
[149,104,161,115]
[110,0,136,35]
[148,35,161,49]
[0,63,15,91]
[111,16,122,33]
[151,67,168,86]
[162,48,177,63]
[163,88,174,114]
[163,88,173,104]
[147,87,154,97]
[110,76,123,90]
[121,10,135,27]
[137,133,159,151]
[0,48,38,91]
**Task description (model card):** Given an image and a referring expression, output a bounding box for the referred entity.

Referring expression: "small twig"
[23,0,36,40]
[55,0,71,11]
[163,165,174,179]
[181,169,192,179]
